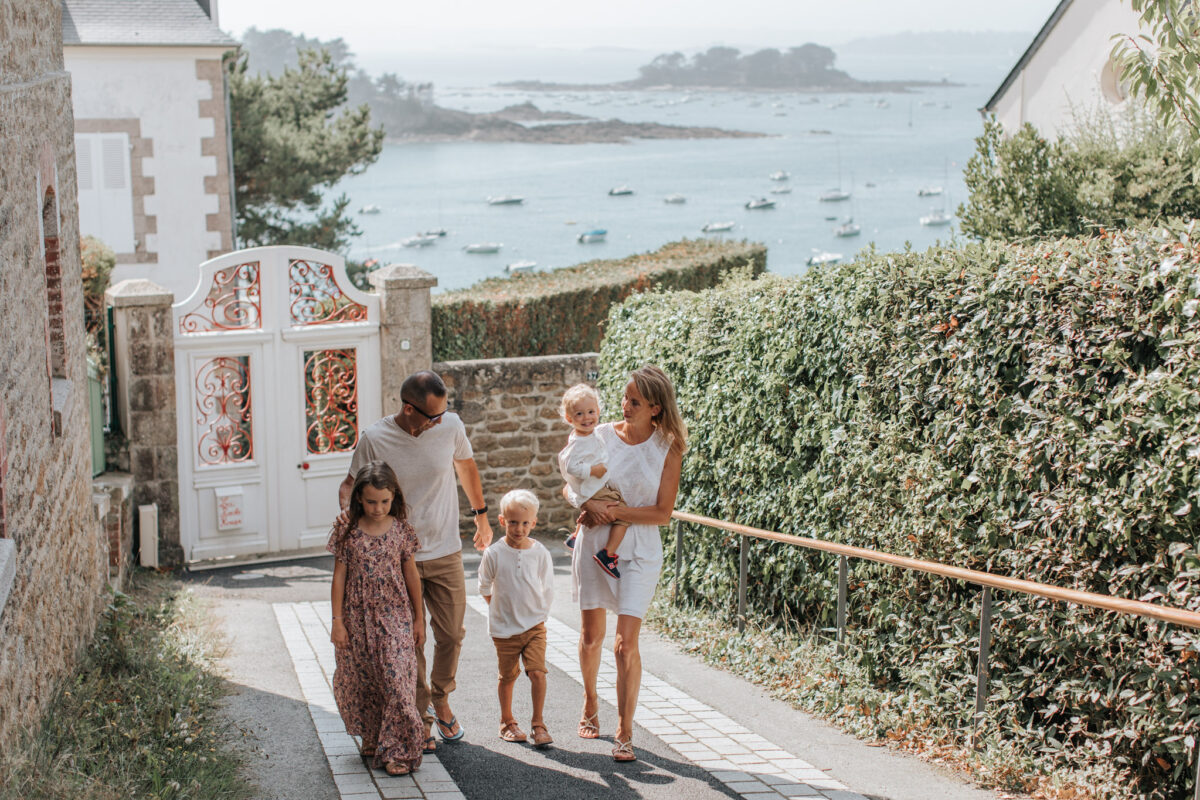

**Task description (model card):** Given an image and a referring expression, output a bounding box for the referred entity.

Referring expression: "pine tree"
[227,48,384,251]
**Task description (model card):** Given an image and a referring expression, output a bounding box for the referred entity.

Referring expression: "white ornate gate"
[173,246,381,563]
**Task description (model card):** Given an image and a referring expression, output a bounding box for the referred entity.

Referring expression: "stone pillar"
[370,264,437,414]
[105,280,182,566]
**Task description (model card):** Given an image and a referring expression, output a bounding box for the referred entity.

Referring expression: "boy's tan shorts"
[492,622,547,682]
[590,486,629,526]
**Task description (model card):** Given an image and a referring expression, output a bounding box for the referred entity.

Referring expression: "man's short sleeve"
[348,429,377,477]
[452,416,474,461]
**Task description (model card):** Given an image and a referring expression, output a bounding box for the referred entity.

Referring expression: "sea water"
[340,51,1015,293]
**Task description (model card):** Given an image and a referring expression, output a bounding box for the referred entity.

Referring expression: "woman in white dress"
[565,365,687,762]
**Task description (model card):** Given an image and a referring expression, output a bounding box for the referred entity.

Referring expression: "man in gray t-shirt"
[339,370,492,751]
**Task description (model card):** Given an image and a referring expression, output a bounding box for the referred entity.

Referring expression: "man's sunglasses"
[405,400,446,423]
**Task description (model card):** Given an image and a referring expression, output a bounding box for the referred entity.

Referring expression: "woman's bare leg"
[613,614,643,742]
[579,608,606,724]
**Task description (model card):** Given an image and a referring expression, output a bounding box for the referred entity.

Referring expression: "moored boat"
[701,221,735,233]
[505,260,537,273]
[745,198,776,210]
[807,250,843,266]
[464,242,502,253]
[577,229,607,243]
[608,186,634,196]
[834,218,861,237]
[819,188,851,202]
[769,170,789,181]
[663,194,687,204]
[487,195,524,205]
[401,234,439,248]
[920,209,952,226]
[359,204,381,214]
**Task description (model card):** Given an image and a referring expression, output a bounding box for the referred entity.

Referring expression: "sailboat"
[819,142,851,202]
[834,218,861,237]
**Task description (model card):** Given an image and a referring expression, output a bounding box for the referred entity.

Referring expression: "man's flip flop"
[428,705,466,741]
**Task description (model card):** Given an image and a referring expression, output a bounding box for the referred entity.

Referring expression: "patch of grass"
[0,570,251,800]
[646,591,1129,800]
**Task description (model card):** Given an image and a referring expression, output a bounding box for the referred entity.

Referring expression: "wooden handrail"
[672,510,1200,631]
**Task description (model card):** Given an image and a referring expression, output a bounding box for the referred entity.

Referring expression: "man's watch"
[471,504,488,517]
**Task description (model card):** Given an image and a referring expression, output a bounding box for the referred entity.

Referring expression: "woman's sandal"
[360,742,377,759]
[384,761,411,776]
[612,735,636,762]
[577,711,600,739]
[422,736,438,754]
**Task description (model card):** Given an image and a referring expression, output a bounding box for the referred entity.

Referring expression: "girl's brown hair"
[631,365,688,457]
[346,460,406,530]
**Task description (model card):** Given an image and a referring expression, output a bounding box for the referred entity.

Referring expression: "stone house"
[0,0,111,752]
[62,0,238,302]
[982,0,1146,137]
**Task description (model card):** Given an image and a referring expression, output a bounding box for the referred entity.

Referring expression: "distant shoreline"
[494,79,960,93]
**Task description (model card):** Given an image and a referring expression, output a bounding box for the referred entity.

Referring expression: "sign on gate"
[173,246,381,563]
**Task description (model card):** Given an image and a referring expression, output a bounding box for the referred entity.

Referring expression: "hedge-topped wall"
[431,239,765,361]
[600,220,1200,800]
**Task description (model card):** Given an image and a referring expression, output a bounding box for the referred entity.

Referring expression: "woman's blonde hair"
[559,383,601,422]
[631,365,687,456]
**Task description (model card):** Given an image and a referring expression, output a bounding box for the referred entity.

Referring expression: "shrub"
[431,239,766,360]
[600,220,1200,799]
[959,115,1200,241]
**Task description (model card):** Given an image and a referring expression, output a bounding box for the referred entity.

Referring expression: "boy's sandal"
[384,761,411,776]
[612,736,636,762]
[499,721,527,743]
[530,723,554,748]
[578,711,600,739]
[422,736,438,754]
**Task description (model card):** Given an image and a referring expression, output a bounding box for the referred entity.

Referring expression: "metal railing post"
[972,585,994,746]
[836,555,848,654]
[673,520,683,602]
[737,535,749,632]
[1194,741,1200,800]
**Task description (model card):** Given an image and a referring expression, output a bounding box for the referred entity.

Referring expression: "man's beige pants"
[415,550,466,735]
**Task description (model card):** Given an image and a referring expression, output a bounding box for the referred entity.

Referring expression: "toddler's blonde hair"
[559,383,601,422]
[499,488,540,517]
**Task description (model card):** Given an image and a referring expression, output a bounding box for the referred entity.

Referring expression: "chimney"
[195,0,219,25]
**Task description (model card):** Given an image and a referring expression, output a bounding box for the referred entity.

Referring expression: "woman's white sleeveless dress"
[569,422,670,618]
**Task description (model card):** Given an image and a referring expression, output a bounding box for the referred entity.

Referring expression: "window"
[1100,54,1129,105]
[75,132,135,253]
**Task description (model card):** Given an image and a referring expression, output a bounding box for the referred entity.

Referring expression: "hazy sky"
[217,0,1062,54]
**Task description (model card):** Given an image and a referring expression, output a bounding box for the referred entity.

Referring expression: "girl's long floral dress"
[328,518,423,770]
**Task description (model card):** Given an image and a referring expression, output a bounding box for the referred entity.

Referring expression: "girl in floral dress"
[329,461,426,776]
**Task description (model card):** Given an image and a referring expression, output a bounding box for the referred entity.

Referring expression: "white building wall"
[991,0,1145,138]
[65,45,230,302]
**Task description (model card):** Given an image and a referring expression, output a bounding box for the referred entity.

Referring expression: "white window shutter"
[74,131,135,253]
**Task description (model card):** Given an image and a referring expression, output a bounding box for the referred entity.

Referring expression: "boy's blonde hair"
[499,488,540,517]
[560,383,601,422]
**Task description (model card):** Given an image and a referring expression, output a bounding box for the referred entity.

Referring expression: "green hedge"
[431,239,765,360]
[600,221,1200,799]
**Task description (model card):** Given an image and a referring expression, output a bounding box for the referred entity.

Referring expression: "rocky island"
[387,101,766,144]
[498,43,954,93]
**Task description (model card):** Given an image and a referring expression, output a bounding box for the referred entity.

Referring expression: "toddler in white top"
[557,383,628,580]
[478,489,555,747]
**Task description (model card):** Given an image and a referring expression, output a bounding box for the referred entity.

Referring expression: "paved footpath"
[188,539,1018,800]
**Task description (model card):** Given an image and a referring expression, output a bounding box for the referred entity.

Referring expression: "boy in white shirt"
[558,384,628,579]
[478,489,555,748]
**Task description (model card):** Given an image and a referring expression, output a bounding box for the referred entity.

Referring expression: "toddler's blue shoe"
[594,548,620,579]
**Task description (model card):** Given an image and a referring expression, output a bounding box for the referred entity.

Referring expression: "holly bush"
[601,221,1200,799]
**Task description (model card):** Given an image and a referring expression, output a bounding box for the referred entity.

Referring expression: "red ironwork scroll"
[195,356,253,465]
[289,259,367,326]
[305,349,358,454]
[179,261,262,333]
